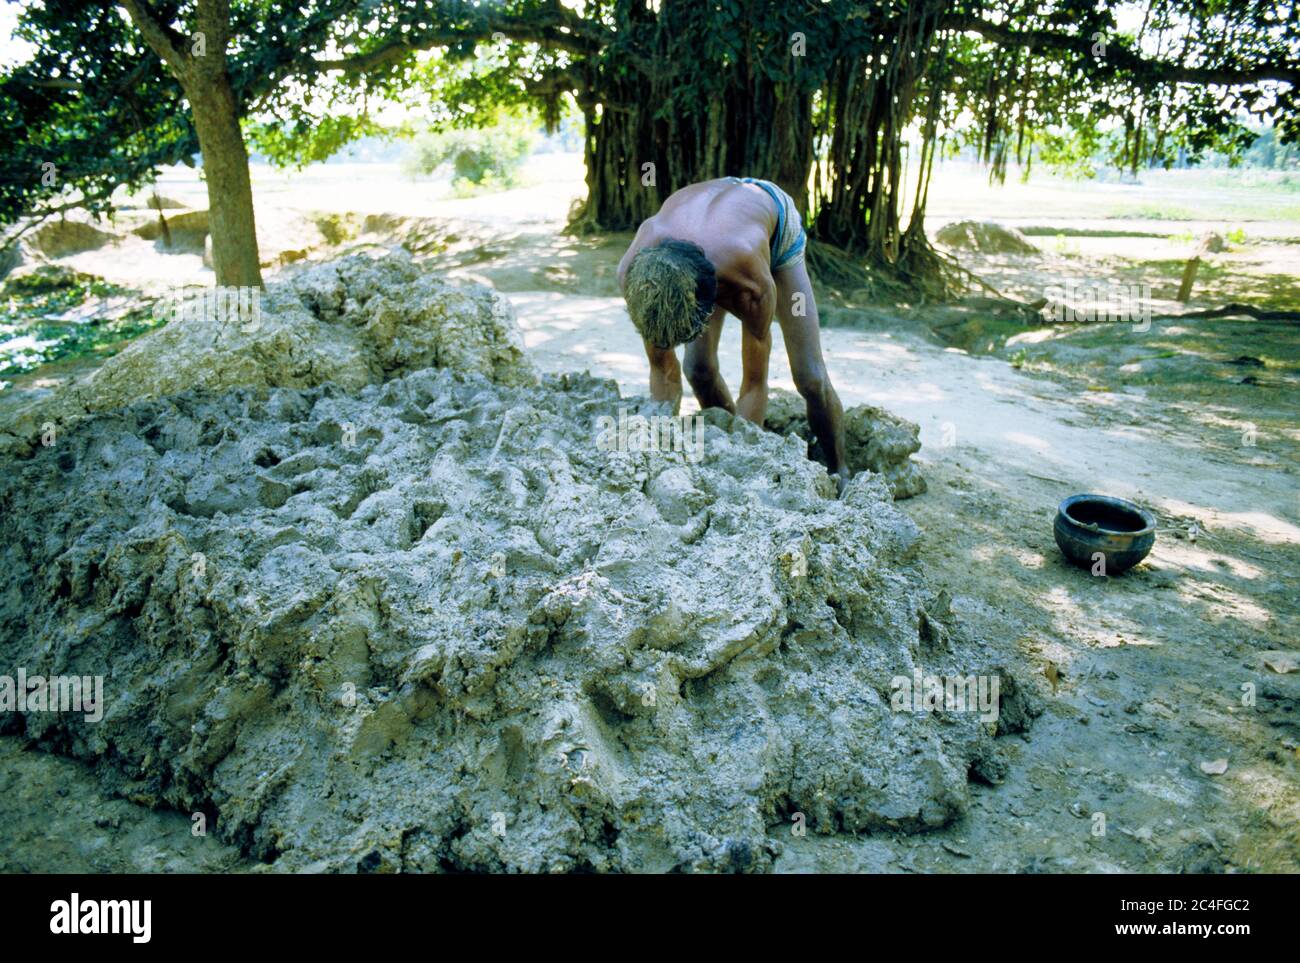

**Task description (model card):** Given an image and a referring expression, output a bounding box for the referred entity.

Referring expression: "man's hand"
[644,341,683,413]
[803,379,847,481]
[834,467,851,498]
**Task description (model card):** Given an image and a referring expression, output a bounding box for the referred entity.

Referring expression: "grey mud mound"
[765,388,927,499]
[0,251,534,456]
[0,253,1022,871]
[935,220,1037,255]
[0,364,1022,872]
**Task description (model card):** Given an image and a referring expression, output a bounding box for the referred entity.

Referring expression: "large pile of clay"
[0,250,532,456]
[0,254,1027,872]
[765,389,927,499]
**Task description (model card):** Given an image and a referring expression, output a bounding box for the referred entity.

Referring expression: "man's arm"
[644,341,683,413]
[773,262,849,494]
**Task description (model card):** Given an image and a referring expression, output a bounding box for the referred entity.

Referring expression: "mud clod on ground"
[935,220,1038,255]
[765,388,927,499]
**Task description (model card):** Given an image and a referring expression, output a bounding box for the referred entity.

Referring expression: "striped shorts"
[727,176,807,270]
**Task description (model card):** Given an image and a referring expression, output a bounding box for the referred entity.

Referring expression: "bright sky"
[0,3,34,68]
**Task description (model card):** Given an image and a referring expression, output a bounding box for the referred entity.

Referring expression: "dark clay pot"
[1054,494,1156,574]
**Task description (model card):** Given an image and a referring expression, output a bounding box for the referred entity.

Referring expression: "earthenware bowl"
[1054,493,1156,574]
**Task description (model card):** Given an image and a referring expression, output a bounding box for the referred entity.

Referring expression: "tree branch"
[30,78,83,91]
[314,9,608,73]
[942,14,1300,89]
[523,65,587,98]
[117,0,189,76]
[21,58,157,98]
[192,0,232,73]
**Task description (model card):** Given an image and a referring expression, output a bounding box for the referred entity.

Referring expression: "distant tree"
[942,1,1299,182]
[1,0,369,287]
[313,1,1297,291]
[1244,125,1300,169]
[0,2,195,258]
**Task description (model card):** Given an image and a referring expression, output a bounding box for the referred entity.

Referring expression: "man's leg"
[774,260,848,488]
[683,307,735,413]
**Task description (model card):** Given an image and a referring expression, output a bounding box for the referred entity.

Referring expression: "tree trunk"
[186,74,262,288]
[576,75,813,230]
[575,78,662,232]
[809,0,954,295]
[118,0,262,288]
[572,0,951,296]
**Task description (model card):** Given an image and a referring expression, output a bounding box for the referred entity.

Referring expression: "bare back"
[618,179,777,329]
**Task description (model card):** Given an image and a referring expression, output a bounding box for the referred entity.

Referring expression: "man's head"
[624,239,717,348]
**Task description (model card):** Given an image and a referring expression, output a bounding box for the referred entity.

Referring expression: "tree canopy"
[2,0,1296,291]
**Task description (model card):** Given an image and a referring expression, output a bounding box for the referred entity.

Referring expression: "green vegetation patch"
[403,117,537,195]
[0,269,164,379]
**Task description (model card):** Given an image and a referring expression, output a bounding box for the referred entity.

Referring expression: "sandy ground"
[2,153,1297,873]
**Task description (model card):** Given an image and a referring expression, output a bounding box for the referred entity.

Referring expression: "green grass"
[1108,202,1203,221]
[0,273,164,379]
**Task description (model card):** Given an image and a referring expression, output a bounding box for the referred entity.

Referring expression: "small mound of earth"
[0,251,534,456]
[146,196,187,211]
[935,220,1037,255]
[1,218,117,282]
[0,263,102,295]
[22,218,117,259]
[765,388,927,499]
[115,191,189,211]
[1197,231,1226,254]
[133,209,210,254]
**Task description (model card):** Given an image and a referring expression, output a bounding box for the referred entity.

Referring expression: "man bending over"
[617,177,848,492]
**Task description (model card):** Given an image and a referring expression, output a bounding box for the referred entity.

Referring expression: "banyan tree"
[347,0,1299,293]
[4,0,1297,296]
